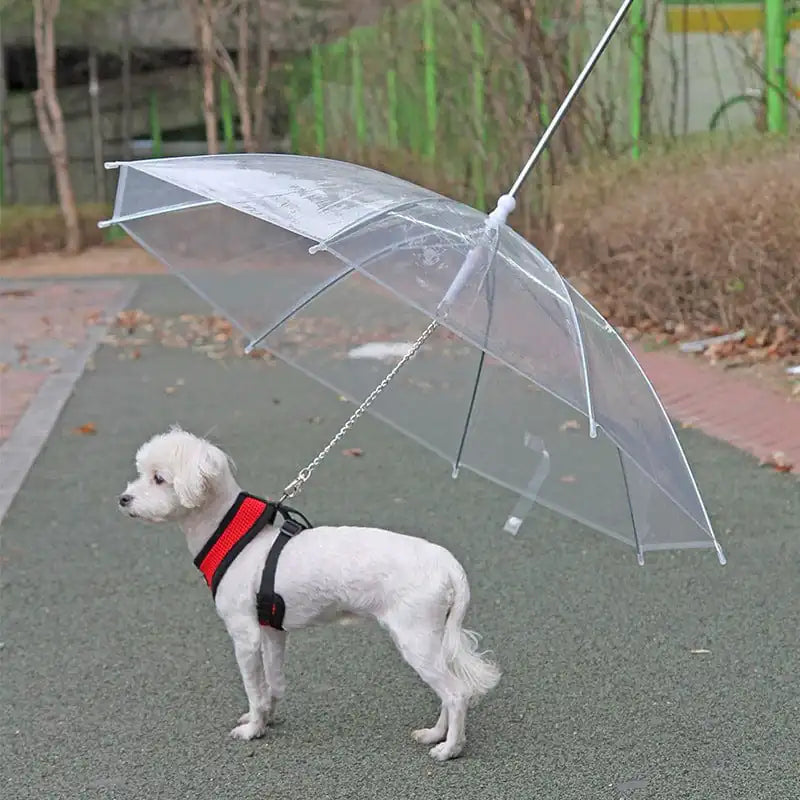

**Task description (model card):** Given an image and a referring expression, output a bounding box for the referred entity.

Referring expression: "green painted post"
[311,43,325,155]
[386,67,399,149]
[384,17,399,149]
[149,92,162,157]
[220,75,235,152]
[765,0,787,133]
[629,0,645,158]
[422,0,438,160]
[351,33,366,149]
[287,63,300,153]
[471,20,486,210]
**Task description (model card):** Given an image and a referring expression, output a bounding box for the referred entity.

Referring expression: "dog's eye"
[153,474,165,485]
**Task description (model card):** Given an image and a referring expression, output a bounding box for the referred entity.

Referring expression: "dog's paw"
[237,712,251,725]
[229,721,267,741]
[429,741,463,762]
[412,727,446,745]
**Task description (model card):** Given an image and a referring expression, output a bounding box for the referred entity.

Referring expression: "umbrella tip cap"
[716,546,727,566]
[636,552,645,566]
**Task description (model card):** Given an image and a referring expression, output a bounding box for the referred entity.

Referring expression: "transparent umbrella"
[99,0,725,566]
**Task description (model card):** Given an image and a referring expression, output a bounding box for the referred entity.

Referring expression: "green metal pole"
[765,0,787,133]
[384,15,399,149]
[287,63,299,153]
[628,0,645,158]
[311,43,325,155]
[220,75,235,152]
[149,92,162,157]
[386,66,399,149]
[422,0,437,160]
[471,20,486,210]
[351,33,366,149]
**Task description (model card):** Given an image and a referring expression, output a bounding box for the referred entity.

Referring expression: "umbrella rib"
[97,199,217,228]
[617,447,645,566]
[309,197,453,253]
[451,264,496,477]
[244,266,356,353]
[451,351,486,478]
[556,277,597,438]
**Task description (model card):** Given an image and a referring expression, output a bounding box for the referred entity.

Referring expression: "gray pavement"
[2,275,799,799]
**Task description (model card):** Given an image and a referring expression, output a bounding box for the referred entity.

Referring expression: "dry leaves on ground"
[72,422,97,435]
[760,451,794,473]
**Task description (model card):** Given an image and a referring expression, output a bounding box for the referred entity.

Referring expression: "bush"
[0,203,118,259]
[541,134,800,345]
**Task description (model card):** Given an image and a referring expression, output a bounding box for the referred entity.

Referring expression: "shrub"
[0,203,118,259]
[541,134,800,344]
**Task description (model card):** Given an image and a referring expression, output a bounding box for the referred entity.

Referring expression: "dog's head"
[119,426,234,522]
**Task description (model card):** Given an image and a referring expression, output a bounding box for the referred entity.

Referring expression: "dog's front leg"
[261,628,287,717]
[228,627,272,741]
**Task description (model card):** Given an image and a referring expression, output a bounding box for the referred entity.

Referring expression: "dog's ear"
[173,440,230,509]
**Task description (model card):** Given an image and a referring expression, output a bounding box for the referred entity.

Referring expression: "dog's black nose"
[119,494,132,507]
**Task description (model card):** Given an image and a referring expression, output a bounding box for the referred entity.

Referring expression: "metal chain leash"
[280,318,439,501]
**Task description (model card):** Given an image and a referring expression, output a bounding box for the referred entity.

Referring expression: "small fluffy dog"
[119,427,500,761]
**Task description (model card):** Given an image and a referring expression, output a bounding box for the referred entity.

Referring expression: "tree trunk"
[252,0,271,149]
[32,0,81,254]
[235,1,255,151]
[199,1,219,154]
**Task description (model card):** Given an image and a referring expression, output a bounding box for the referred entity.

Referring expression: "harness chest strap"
[193,492,308,630]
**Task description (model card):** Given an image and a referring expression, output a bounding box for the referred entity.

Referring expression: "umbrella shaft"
[508,0,636,198]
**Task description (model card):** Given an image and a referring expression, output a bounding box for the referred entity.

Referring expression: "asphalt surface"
[2,275,799,799]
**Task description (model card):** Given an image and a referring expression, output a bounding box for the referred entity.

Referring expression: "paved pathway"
[1,276,795,531]
[0,279,138,523]
[2,276,799,800]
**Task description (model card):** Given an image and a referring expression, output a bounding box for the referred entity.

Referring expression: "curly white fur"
[119,426,501,761]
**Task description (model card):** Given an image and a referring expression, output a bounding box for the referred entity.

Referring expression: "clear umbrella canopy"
[101,153,725,565]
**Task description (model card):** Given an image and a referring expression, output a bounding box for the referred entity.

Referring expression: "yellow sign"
[665,3,800,33]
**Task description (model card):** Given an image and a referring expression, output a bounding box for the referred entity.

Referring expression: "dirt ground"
[1,244,797,403]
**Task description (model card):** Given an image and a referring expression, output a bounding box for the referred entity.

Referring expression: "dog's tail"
[440,560,502,705]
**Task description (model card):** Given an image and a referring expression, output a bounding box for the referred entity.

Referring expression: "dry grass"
[0,203,120,259]
[538,134,800,346]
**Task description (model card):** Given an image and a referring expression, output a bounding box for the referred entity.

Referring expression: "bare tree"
[183,0,221,154]
[211,0,272,152]
[32,0,82,253]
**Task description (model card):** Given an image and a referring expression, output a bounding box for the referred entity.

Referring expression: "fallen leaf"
[559,419,581,432]
[0,289,34,298]
[760,451,794,472]
[342,448,363,457]
[560,474,577,483]
[72,422,97,435]
[164,386,177,394]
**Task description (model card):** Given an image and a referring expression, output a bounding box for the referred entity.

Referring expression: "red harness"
[193,492,310,630]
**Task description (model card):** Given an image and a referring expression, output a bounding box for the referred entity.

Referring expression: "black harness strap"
[256,513,310,630]
[193,492,312,630]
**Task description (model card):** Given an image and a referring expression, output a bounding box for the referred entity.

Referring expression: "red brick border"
[633,346,800,473]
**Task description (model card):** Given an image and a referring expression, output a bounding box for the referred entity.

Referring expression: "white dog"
[119,427,500,761]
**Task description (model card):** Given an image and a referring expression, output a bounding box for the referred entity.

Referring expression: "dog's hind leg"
[411,703,448,745]
[380,606,469,761]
